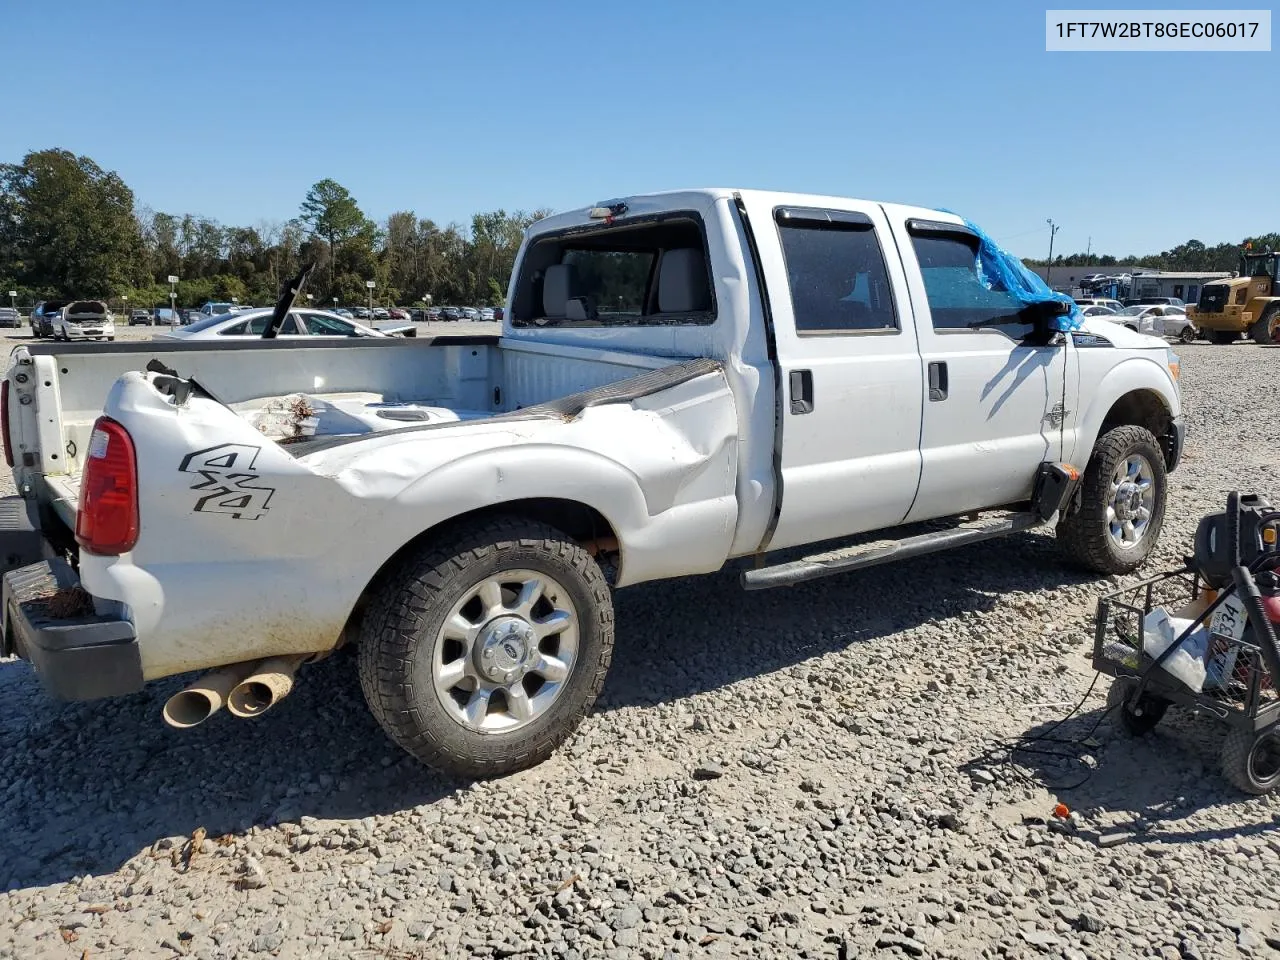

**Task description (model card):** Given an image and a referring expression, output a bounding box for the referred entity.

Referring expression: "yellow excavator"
[1187,248,1280,344]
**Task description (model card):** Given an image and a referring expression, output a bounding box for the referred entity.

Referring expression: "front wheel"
[1248,308,1280,346]
[358,516,614,778]
[1057,424,1167,574]
[1221,727,1280,795]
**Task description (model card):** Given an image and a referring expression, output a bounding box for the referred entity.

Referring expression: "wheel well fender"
[1075,360,1179,470]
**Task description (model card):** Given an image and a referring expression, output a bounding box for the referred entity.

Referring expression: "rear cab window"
[510,213,714,327]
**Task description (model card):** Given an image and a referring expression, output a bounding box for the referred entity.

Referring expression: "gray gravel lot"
[2,341,1279,959]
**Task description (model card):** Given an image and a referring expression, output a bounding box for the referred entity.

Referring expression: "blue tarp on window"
[956,216,1082,332]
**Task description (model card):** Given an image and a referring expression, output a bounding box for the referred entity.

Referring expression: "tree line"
[1023,235,1280,272]
[2,148,1275,312]
[0,148,548,311]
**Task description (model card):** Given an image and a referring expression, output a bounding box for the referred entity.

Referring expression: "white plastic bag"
[1142,609,1208,692]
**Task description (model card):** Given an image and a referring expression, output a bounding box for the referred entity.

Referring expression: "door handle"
[928,361,948,402]
[789,369,814,414]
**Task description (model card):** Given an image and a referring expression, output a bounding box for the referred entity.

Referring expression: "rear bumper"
[2,558,142,701]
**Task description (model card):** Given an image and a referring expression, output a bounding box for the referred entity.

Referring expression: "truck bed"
[10,334,683,531]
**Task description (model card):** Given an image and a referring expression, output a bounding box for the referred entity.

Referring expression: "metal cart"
[1093,493,1280,794]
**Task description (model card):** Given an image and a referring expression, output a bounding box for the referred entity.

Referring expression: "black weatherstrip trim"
[734,194,786,554]
[21,334,498,356]
[904,218,978,242]
[775,207,873,230]
[290,357,724,457]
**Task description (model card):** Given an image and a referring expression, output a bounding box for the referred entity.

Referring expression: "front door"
[740,195,924,552]
[890,215,1069,522]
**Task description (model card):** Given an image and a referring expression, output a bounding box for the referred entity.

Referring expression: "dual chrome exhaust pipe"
[162,655,307,729]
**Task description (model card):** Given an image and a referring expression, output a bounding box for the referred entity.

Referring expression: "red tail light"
[1,380,12,467]
[75,417,139,555]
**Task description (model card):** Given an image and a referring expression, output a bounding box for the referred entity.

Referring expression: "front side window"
[909,233,1037,341]
[777,218,897,334]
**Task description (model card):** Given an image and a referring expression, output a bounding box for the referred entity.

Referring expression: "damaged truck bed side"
[2,189,1186,776]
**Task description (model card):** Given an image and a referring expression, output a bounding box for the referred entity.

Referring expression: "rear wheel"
[1248,307,1280,346]
[1221,727,1280,795]
[358,516,614,778]
[1107,677,1169,737]
[1057,424,1167,574]
[1211,330,1239,344]
[1179,324,1197,344]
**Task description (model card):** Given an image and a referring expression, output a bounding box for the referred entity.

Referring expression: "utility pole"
[1045,220,1060,288]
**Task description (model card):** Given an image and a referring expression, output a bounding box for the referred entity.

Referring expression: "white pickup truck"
[0,189,1184,776]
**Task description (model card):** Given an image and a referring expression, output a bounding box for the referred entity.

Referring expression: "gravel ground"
[2,342,1279,960]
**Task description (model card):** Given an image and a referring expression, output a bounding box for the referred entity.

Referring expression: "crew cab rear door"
[737,192,924,552]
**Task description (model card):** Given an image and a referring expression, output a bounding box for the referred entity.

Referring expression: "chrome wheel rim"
[1106,454,1156,549]
[431,569,578,734]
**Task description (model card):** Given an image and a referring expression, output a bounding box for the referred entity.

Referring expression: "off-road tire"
[358,516,614,778]
[1106,677,1168,737]
[1221,727,1280,795]
[1248,307,1280,346]
[1057,424,1167,574]
[1211,330,1239,345]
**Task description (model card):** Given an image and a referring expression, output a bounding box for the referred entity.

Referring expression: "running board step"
[741,512,1047,591]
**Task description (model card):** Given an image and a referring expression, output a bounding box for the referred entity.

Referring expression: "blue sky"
[3,0,1274,257]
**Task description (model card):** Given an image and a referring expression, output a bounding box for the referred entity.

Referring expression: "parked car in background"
[493,306,504,322]
[128,309,153,326]
[1145,305,1197,343]
[1079,305,1117,319]
[479,307,495,321]
[372,308,391,321]
[331,308,355,319]
[155,307,414,341]
[51,300,115,341]
[352,306,371,320]
[1109,304,1190,336]
[461,307,481,321]
[0,308,21,329]
[1122,297,1185,308]
[1074,297,1125,313]
[386,307,410,321]
[30,301,63,338]
[439,306,461,321]
[196,301,248,319]
[152,308,179,325]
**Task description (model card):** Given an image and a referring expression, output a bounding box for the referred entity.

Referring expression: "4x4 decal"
[178,443,276,520]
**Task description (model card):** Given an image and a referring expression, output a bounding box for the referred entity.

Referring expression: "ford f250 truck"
[0,189,1185,776]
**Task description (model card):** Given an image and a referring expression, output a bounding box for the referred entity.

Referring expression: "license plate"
[1210,593,1247,641]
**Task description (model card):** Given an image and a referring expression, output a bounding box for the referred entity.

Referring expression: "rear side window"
[909,234,1034,341]
[776,215,897,334]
